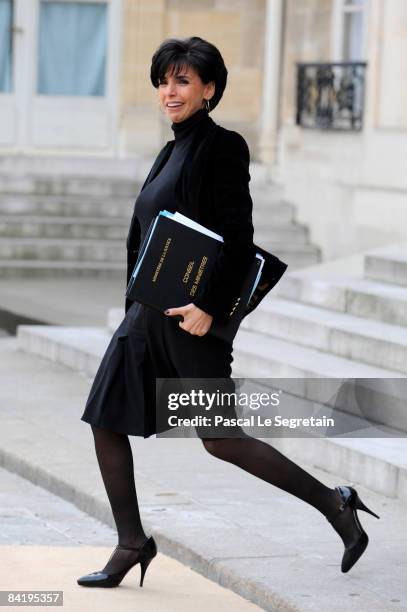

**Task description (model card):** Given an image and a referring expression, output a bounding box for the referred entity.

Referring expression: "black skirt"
[80,301,236,438]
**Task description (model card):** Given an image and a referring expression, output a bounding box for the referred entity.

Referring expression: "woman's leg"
[201,435,362,547]
[91,425,148,573]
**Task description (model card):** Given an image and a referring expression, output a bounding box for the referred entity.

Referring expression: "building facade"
[0,0,265,156]
[276,0,407,259]
[1,0,406,259]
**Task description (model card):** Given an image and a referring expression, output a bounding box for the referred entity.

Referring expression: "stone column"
[258,0,283,180]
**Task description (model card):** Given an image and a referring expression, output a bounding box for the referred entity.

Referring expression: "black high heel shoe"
[77,536,157,588]
[325,485,380,573]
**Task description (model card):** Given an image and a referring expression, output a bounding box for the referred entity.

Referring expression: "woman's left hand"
[164,303,213,336]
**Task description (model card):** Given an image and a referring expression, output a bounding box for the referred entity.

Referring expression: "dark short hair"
[150,36,228,112]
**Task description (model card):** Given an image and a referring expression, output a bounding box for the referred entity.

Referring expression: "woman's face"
[158,64,215,122]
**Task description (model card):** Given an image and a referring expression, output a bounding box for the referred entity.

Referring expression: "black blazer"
[126,115,287,322]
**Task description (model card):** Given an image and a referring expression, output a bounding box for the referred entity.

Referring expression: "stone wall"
[119,0,266,158]
[278,0,407,260]
[280,0,333,125]
[375,0,407,129]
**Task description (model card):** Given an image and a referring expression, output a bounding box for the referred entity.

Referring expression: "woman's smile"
[166,103,184,111]
[158,64,214,122]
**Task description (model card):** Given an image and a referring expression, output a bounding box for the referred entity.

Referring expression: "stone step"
[0,153,140,178]
[17,325,111,378]
[241,298,407,374]
[0,240,315,274]
[0,193,135,218]
[248,176,284,195]
[0,237,125,261]
[16,322,407,435]
[0,194,297,227]
[0,260,126,278]
[280,272,407,327]
[233,327,402,378]
[252,200,296,226]
[253,223,309,245]
[234,372,407,437]
[251,435,407,503]
[0,215,129,240]
[252,192,293,208]
[254,243,321,268]
[0,175,141,197]
[0,215,308,244]
[365,243,407,287]
[233,328,407,432]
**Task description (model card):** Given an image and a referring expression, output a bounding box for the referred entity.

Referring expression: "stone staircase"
[0,167,320,278]
[0,174,140,278]
[233,242,407,433]
[365,244,407,288]
[15,242,407,500]
[250,184,321,269]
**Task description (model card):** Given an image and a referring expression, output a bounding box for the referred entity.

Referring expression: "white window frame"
[8,0,122,153]
[331,0,369,62]
[29,0,120,152]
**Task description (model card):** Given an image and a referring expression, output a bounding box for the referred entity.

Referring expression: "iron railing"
[296,62,367,131]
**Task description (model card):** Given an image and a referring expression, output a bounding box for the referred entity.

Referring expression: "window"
[0,0,13,92]
[333,0,367,62]
[37,0,108,96]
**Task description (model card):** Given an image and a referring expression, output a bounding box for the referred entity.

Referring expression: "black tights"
[201,435,343,516]
[91,425,357,573]
[91,425,147,549]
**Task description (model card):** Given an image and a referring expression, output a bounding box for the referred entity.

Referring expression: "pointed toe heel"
[326,485,380,573]
[77,535,157,588]
[341,530,369,573]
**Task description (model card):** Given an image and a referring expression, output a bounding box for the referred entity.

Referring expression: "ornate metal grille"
[296,62,367,131]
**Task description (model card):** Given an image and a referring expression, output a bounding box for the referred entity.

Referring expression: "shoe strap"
[117,537,150,551]
[325,486,351,523]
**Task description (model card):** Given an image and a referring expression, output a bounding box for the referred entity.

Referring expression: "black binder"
[126,211,264,344]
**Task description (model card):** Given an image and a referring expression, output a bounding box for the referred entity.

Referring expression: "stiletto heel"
[354,496,380,519]
[139,557,153,587]
[77,535,157,588]
[325,485,380,573]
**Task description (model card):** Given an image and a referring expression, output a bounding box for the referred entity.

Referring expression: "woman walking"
[77,36,379,588]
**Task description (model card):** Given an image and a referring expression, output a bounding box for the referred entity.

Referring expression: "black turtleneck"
[133,107,210,246]
[171,107,210,143]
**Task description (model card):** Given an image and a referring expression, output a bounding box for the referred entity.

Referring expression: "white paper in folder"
[160,210,224,242]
